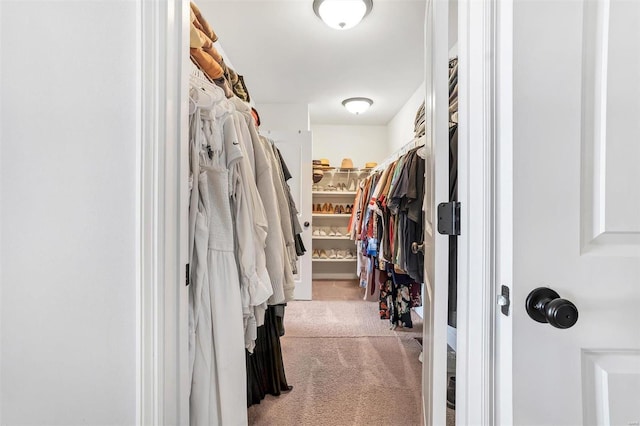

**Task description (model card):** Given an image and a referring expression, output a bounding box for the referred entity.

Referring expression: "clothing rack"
[372,134,426,173]
[191,61,208,80]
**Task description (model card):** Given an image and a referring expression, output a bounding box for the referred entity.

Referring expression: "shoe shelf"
[312,191,357,196]
[312,236,350,240]
[312,258,357,262]
[311,171,361,279]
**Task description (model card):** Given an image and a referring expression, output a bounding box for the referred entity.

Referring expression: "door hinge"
[437,202,461,236]
[186,264,190,286]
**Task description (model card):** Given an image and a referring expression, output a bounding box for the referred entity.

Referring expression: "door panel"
[581,0,640,255]
[423,0,451,424]
[582,350,640,425]
[511,0,640,424]
[270,131,313,300]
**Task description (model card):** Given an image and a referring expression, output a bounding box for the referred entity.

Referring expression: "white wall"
[386,82,426,155]
[0,1,137,424]
[311,124,388,169]
[255,103,310,133]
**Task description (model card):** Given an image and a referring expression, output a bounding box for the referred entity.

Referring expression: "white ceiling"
[199,0,426,125]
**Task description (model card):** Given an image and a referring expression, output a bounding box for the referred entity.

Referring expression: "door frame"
[454,0,512,424]
[137,0,190,424]
[137,0,512,424]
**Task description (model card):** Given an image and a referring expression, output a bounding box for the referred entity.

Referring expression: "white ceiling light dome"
[313,0,373,30]
[342,97,373,115]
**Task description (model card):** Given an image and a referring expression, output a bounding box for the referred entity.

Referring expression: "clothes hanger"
[189,83,216,108]
[189,69,225,106]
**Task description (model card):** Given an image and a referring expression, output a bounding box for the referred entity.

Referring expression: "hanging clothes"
[187,72,304,421]
[188,98,248,426]
[348,141,425,328]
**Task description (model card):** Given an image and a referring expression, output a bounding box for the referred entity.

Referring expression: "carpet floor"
[248,280,453,426]
[284,299,423,339]
[248,336,423,426]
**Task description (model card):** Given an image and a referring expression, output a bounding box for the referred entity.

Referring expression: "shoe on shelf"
[319,227,328,236]
[333,228,342,237]
[344,205,351,214]
[328,227,337,236]
[348,179,356,192]
[336,250,346,259]
[312,249,320,259]
[328,203,335,214]
[328,249,337,259]
[313,228,320,236]
[321,203,328,213]
[319,249,328,259]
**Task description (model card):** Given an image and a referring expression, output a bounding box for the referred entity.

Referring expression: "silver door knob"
[411,242,424,254]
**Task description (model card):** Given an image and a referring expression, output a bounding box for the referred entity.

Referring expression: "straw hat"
[363,162,378,169]
[340,158,356,170]
[320,158,334,170]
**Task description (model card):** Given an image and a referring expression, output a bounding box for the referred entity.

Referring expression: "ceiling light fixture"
[342,97,373,115]
[313,0,373,30]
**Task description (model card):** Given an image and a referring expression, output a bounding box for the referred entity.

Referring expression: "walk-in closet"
[186,0,458,424]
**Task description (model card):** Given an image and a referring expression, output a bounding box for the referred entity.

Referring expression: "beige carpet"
[248,336,424,426]
[248,280,453,426]
[284,299,423,339]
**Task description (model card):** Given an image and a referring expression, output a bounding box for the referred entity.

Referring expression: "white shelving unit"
[311,169,366,280]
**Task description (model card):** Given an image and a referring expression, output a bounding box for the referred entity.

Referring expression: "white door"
[423,0,453,424]
[269,131,314,301]
[502,0,640,424]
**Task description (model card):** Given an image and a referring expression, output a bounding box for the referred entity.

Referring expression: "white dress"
[189,105,248,426]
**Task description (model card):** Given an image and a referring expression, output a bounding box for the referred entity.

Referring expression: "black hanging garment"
[246,305,292,406]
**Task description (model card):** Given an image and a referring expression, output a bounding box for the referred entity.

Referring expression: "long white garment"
[239,131,287,305]
[231,97,276,327]
[261,136,296,302]
[189,105,247,426]
[224,112,272,352]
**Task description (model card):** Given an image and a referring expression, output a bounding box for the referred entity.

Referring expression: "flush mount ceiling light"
[342,97,373,115]
[313,0,373,30]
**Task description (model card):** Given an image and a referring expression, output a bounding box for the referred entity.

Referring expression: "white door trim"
[422,0,452,424]
[493,0,514,423]
[455,0,510,424]
[137,1,190,424]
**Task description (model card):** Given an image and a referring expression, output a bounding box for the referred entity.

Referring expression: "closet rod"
[372,134,426,173]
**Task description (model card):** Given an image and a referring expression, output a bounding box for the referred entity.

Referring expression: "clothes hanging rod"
[372,134,426,173]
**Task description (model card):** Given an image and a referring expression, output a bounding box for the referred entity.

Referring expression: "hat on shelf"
[320,158,334,170]
[363,162,378,169]
[339,158,356,170]
[313,166,324,183]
